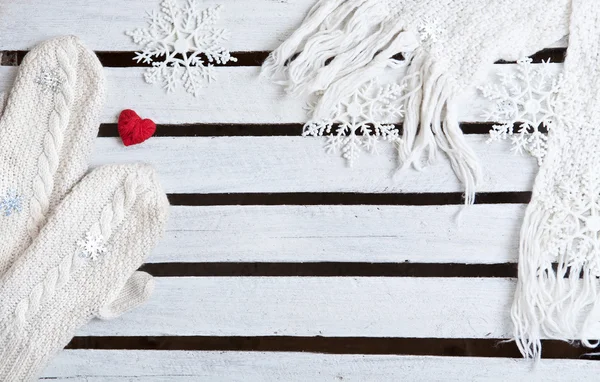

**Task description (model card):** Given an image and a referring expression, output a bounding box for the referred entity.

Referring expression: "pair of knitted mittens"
[0,37,169,380]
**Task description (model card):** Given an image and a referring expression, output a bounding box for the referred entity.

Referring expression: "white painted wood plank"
[77,277,515,338]
[90,136,536,193]
[152,204,524,264]
[0,66,305,124]
[0,0,568,52]
[0,0,310,52]
[0,64,563,124]
[43,351,600,381]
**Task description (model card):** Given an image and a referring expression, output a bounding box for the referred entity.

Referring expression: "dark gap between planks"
[0,51,270,67]
[139,262,518,278]
[1,48,565,67]
[138,262,582,278]
[166,192,531,206]
[65,336,600,360]
[97,122,511,137]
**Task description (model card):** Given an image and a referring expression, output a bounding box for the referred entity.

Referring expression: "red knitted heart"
[118,109,156,146]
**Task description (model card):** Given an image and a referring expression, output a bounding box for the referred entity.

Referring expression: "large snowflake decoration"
[126,0,237,97]
[304,80,407,166]
[479,58,564,165]
[77,232,108,261]
[0,191,22,217]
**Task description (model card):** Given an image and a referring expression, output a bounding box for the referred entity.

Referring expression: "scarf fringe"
[399,49,481,204]
[262,0,481,204]
[512,201,600,359]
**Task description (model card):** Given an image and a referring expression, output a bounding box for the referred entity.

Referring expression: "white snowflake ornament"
[304,79,407,166]
[77,232,107,261]
[541,170,600,277]
[417,17,445,44]
[479,58,564,164]
[126,0,236,97]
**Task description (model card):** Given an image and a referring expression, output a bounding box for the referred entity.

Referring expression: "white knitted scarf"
[263,0,569,203]
[511,0,600,359]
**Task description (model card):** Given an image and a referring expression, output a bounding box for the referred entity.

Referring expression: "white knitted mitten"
[512,0,600,359]
[0,163,169,380]
[263,0,570,203]
[0,36,105,274]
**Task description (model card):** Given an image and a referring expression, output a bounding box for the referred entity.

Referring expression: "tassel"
[311,29,419,119]
[512,199,600,359]
[262,0,482,204]
[511,202,548,359]
[399,50,481,204]
[263,0,416,97]
[261,0,347,82]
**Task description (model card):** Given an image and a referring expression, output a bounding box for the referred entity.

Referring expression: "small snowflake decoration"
[126,0,237,97]
[304,80,407,166]
[77,232,107,261]
[0,191,23,217]
[479,58,564,164]
[417,17,445,44]
[35,68,62,94]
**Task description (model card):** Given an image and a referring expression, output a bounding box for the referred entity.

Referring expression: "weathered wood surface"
[151,204,524,264]
[89,136,536,193]
[42,350,600,382]
[0,0,568,52]
[79,277,514,338]
[43,351,598,381]
[0,64,563,124]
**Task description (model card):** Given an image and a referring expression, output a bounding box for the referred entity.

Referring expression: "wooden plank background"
[0,0,591,380]
[43,352,600,381]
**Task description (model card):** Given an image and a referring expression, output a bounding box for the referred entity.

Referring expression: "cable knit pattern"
[0,164,169,381]
[5,173,141,338]
[262,0,570,204]
[27,42,77,239]
[97,173,140,240]
[0,36,105,276]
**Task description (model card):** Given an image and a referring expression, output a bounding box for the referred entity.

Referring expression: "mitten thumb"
[96,271,155,320]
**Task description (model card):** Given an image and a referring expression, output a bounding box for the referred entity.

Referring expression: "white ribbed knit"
[0,163,169,381]
[263,0,570,203]
[0,36,105,275]
[511,0,600,360]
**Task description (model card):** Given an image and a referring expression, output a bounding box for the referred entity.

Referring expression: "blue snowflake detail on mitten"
[0,191,23,217]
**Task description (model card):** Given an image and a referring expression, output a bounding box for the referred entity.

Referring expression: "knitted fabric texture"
[0,37,168,380]
[0,36,105,275]
[511,0,600,359]
[263,0,570,203]
[0,163,169,380]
